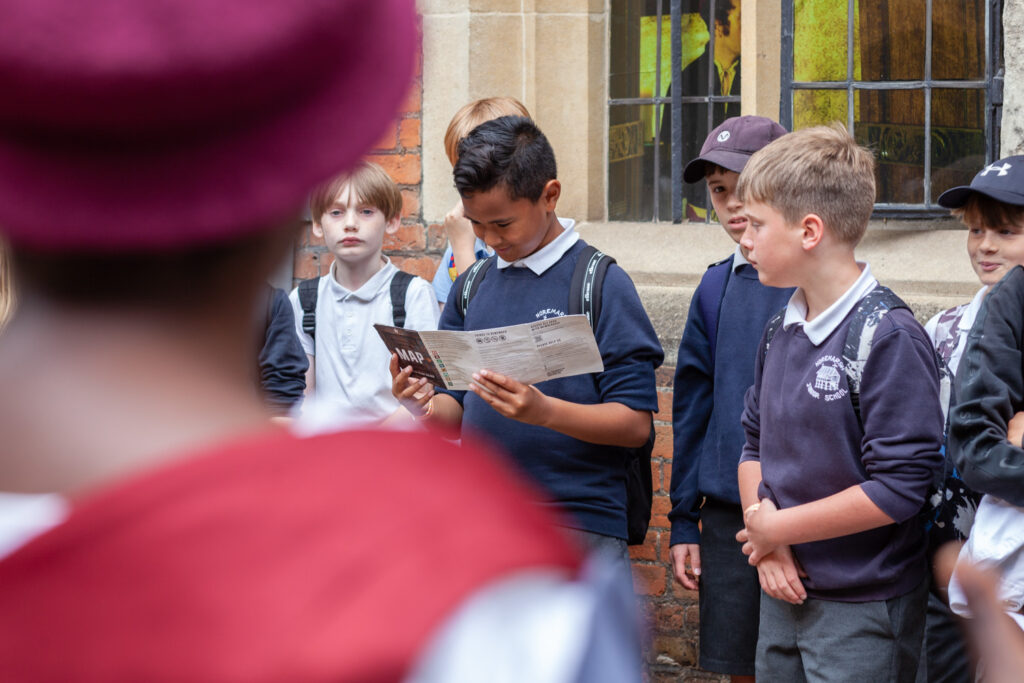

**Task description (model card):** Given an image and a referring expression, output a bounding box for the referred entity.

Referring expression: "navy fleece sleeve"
[260,287,308,414]
[668,288,714,545]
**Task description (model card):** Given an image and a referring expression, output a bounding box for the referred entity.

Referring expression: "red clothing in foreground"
[0,428,579,682]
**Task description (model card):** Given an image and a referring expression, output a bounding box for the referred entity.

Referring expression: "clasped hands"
[737,498,808,605]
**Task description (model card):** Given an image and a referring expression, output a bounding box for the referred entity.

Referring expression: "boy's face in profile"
[965,213,1024,286]
[313,183,398,267]
[706,166,746,243]
[461,181,561,263]
[740,198,804,288]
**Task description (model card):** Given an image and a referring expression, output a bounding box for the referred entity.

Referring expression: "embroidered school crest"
[806,354,848,401]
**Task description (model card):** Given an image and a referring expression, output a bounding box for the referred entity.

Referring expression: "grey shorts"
[757,576,928,683]
[697,498,761,676]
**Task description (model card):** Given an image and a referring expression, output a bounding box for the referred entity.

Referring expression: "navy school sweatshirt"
[739,304,944,601]
[668,257,793,545]
[437,239,663,540]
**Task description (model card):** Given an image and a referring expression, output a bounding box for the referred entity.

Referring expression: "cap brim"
[937,185,1024,209]
[683,150,752,184]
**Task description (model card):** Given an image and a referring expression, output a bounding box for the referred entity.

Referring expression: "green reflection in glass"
[794,0,852,82]
[794,90,848,130]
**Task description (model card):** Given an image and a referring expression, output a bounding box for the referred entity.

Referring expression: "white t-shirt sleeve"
[405,276,441,331]
[288,286,315,356]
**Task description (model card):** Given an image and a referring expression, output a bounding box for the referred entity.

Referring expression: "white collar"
[732,244,750,272]
[783,262,877,346]
[327,256,397,301]
[496,217,578,275]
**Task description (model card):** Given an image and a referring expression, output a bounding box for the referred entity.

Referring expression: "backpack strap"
[455,256,496,319]
[389,270,415,328]
[696,257,733,367]
[297,278,319,341]
[569,245,616,327]
[842,285,911,426]
[759,308,787,367]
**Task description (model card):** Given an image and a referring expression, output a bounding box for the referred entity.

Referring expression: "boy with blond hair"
[734,124,944,681]
[432,97,530,305]
[291,161,438,425]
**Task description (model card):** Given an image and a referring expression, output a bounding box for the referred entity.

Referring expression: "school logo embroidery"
[806,355,848,402]
[535,308,565,320]
[981,162,1012,177]
[717,130,731,143]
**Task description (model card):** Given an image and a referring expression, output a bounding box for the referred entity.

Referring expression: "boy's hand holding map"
[375,314,604,390]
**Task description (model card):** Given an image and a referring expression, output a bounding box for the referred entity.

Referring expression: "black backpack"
[455,245,655,546]
[297,270,415,339]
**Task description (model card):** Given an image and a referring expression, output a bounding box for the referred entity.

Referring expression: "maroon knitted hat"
[0,0,417,250]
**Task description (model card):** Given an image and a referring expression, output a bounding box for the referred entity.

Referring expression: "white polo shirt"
[289,258,439,426]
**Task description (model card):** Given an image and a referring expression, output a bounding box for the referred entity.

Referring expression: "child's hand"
[468,369,549,425]
[1008,412,1024,448]
[736,498,780,565]
[670,543,701,590]
[755,545,807,605]
[389,353,434,417]
[444,201,475,258]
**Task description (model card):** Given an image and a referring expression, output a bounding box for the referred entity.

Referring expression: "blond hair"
[0,245,13,331]
[444,97,531,166]
[737,123,876,245]
[309,161,403,223]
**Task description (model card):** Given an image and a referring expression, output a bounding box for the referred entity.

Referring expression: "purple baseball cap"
[683,116,788,184]
[0,0,417,251]
[937,156,1024,209]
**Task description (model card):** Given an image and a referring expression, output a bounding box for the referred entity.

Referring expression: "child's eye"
[710,186,724,193]
[329,209,342,217]
[360,209,375,217]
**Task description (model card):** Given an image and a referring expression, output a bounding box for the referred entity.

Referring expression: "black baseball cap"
[937,155,1024,208]
[683,115,788,184]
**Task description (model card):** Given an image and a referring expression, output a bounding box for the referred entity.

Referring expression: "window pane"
[931,88,987,202]
[793,89,848,130]
[858,0,925,81]
[855,89,925,204]
[609,104,656,221]
[609,0,648,100]
[655,102,721,221]
[932,0,986,80]
[794,0,849,82]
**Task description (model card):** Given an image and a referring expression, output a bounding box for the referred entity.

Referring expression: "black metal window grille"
[608,0,741,223]
[781,0,1003,217]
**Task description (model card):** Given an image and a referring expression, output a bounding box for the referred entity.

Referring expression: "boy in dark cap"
[667,115,790,682]
[0,0,640,680]
[937,155,1024,675]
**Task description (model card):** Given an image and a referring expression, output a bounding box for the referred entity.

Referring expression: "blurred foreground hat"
[683,116,788,184]
[0,0,417,250]
[937,156,1024,209]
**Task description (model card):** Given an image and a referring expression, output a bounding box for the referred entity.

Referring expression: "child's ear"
[385,216,400,235]
[311,220,325,239]
[540,179,561,211]
[800,213,824,250]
